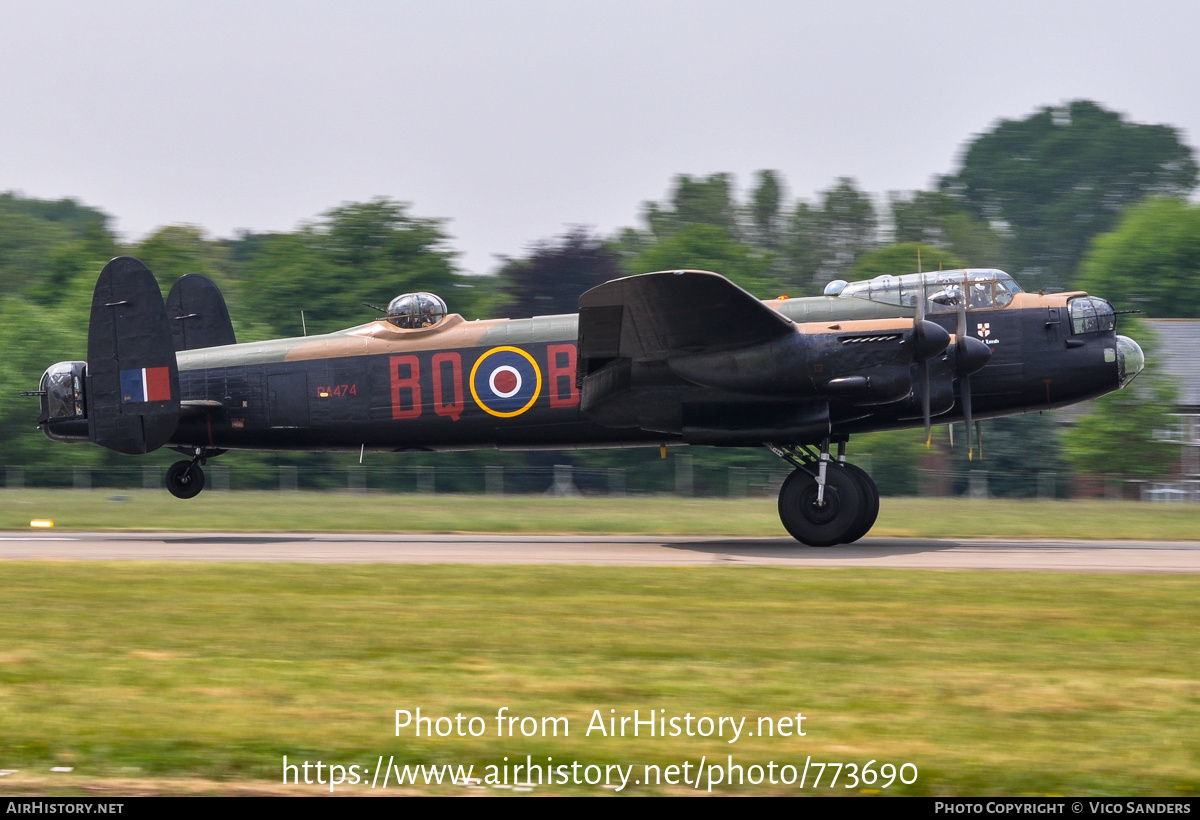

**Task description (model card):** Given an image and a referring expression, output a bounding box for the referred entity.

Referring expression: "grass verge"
[3,490,1200,540]
[0,563,1196,795]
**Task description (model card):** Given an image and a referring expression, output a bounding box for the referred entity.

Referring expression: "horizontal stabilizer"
[86,257,180,454]
[578,270,794,362]
[166,273,237,350]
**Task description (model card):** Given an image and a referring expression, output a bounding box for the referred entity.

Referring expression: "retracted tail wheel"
[838,463,880,544]
[777,465,863,547]
[166,460,205,499]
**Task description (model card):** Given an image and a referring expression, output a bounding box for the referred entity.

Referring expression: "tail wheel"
[166,460,205,499]
[777,465,863,547]
[838,463,880,544]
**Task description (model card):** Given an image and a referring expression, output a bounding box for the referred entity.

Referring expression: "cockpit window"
[1068,296,1115,335]
[386,292,448,328]
[968,281,993,309]
[839,269,1020,313]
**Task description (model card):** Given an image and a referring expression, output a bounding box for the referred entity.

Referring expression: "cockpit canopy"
[386,292,448,329]
[826,269,1022,312]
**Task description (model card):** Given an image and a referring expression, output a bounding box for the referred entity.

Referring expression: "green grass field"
[0,563,1196,795]
[2,491,1197,795]
[4,489,1200,540]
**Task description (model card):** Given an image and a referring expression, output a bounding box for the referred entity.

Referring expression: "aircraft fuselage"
[33,261,1144,545]
[146,290,1128,453]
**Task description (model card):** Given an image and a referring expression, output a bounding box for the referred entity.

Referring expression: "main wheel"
[838,463,880,544]
[777,465,863,547]
[166,460,205,499]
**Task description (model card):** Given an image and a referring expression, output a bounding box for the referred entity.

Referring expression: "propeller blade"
[923,361,931,446]
[962,373,974,461]
[976,420,983,460]
[952,295,987,460]
[914,285,931,445]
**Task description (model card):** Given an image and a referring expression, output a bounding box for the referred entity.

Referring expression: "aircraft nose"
[1116,335,1144,388]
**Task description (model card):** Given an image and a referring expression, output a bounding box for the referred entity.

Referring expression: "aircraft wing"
[577,270,794,362]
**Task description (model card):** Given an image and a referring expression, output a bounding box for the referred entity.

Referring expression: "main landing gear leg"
[767,439,881,547]
[166,447,210,500]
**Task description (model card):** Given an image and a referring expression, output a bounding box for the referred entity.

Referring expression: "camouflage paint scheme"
[171,313,658,452]
[162,283,1122,454]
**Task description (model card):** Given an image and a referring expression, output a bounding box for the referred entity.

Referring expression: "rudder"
[86,257,181,454]
[165,273,237,351]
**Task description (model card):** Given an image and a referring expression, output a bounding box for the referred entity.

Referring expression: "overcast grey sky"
[3,1,1198,274]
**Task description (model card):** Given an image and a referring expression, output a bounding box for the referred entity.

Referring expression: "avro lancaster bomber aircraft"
[30,257,1144,546]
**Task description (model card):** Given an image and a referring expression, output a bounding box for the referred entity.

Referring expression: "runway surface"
[2,532,1199,572]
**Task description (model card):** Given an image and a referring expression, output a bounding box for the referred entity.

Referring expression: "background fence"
[4,460,1193,501]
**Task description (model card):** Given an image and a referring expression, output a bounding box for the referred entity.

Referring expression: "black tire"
[838,463,880,544]
[166,460,205,499]
[777,464,863,547]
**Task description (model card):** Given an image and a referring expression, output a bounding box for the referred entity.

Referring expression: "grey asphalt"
[1,532,1199,572]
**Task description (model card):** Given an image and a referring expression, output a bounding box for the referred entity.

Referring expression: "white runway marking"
[0,536,78,541]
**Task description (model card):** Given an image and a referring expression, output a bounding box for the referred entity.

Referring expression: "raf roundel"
[469,346,543,417]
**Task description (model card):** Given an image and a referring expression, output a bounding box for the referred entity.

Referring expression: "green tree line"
[1,99,1194,492]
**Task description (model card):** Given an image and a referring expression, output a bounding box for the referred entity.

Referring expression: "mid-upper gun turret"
[386,292,448,329]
